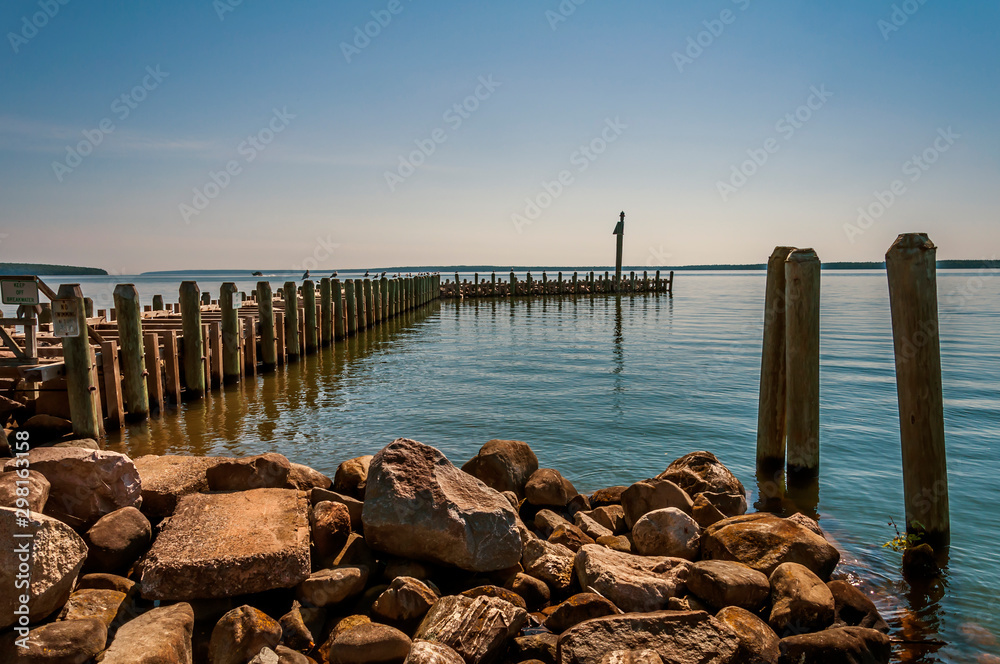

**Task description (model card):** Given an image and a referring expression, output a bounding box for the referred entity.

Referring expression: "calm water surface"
[59,270,1000,662]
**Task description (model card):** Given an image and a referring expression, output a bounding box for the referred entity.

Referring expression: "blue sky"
[1,0,997,272]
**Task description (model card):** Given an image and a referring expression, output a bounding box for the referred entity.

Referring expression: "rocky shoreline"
[1,436,893,663]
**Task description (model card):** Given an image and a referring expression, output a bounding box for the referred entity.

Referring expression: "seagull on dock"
[302,269,310,279]
[331,271,338,278]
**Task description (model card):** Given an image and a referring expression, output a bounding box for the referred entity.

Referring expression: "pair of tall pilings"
[755,234,949,545]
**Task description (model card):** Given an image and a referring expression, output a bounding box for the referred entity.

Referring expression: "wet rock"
[76,572,135,594]
[595,535,633,553]
[58,588,127,627]
[514,632,559,663]
[691,494,727,528]
[363,439,522,572]
[590,506,626,534]
[297,566,369,607]
[333,455,372,500]
[523,538,577,592]
[525,468,577,508]
[657,451,745,498]
[632,508,701,560]
[327,621,412,664]
[621,479,693,529]
[22,413,72,442]
[902,543,940,580]
[287,463,332,491]
[687,560,770,612]
[545,593,619,633]
[100,602,195,663]
[549,522,595,553]
[209,605,282,664]
[827,581,889,632]
[506,572,551,610]
[279,600,315,651]
[139,489,311,600]
[373,576,439,621]
[206,453,291,491]
[311,488,364,531]
[701,514,840,579]
[415,594,527,664]
[461,439,539,498]
[575,512,613,540]
[0,468,49,513]
[3,617,107,663]
[574,544,690,613]
[600,651,663,664]
[716,606,780,664]
[0,507,87,629]
[778,626,891,663]
[535,509,571,538]
[404,640,465,664]
[556,610,739,664]
[132,454,226,520]
[461,585,527,609]
[2,447,141,528]
[312,501,352,560]
[768,562,835,636]
[84,505,152,573]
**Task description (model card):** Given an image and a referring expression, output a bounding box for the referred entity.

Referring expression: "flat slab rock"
[139,488,310,600]
[133,455,229,520]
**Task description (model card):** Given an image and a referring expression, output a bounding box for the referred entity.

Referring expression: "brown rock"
[76,572,135,594]
[534,509,571,538]
[600,651,663,664]
[297,566,369,607]
[327,621,412,664]
[701,514,840,579]
[3,617,107,663]
[311,488,364,530]
[100,602,195,664]
[22,413,72,442]
[574,512,613,540]
[556,610,739,664]
[697,491,747,519]
[502,491,519,509]
[621,479,693,529]
[827,581,889,632]
[567,494,591,516]
[132,454,227,520]
[768,562,835,636]
[404,640,465,664]
[574,544,690,613]
[333,455,372,499]
[51,438,101,450]
[319,615,371,653]
[0,393,28,424]
[363,439,522,573]
[526,469,577,508]
[333,533,377,569]
[1,507,87,629]
[691,494,726,528]
[545,593,618,633]
[589,506,626,534]
[514,632,559,663]
[631,508,701,559]
[0,468,49,513]
[590,486,627,507]
[279,600,315,651]
[687,560,770,612]
[287,463,332,491]
[383,559,435,582]
[506,572,551,610]
[209,605,282,664]
[657,451,745,498]
[549,522,595,553]
[206,453,291,491]
[596,535,633,553]
[58,588,127,627]
[415,594,527,664]
[276,645,314,664]
[312,501,352,560]
[523,538,576,592]
[373,576,439,621]
[138,489,311,600]
[461,440,539,498]
[716,606,780,664]
[778,626,891,663]
[461,585,527,609]
[84,506,152,573]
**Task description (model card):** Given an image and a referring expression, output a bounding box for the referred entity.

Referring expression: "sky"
[1,0,998,273]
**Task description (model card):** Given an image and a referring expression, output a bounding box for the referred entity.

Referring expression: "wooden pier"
[441,269,674,299]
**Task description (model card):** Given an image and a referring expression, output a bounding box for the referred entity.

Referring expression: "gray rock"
[701,514,840,579]
[621,479,693,529]
[631,508,701,559]
[574,544,690,613]
[525,468,577,507]
[287,462,332,491]
[209,605,282,664]
[768,562,835,636]
[534,509,571,538]
[101,602,195,663]
[461,439,539,498]
[58,588,127,627]
[687,560,771,612]
[298,566,369,607]
[415,594,527,664]
[0,469,49,513]
[363,439,522,572]
[132,454,227,520]
[249,648,280,664]
[206,453,291,491]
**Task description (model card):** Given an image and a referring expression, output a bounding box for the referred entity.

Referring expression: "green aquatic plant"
[883,518,925,552]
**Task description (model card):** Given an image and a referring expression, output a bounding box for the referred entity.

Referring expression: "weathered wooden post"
[380,278,389,320]
[613,211,625,293]
[302,280,318,354]
[201,292,211,306]
[669,271,675,295]
[756,247,797,471]
[160,331,182,404]
[785,249,821,479]
[526,272,533,296]
[886,233,950,545]
[57,284,101,439]
[283,282,300,361]
[208,322,223,388]
[355,279,367,330]
[257,281,277,370]
[219,283,241,383]
[84,297,94,318]
[179,281,205,399]
[345,279,357,335]
[510,271,517,297]
[320,278,333,347]
[363,279,374,327]
[113,284,149,420]
[143,333,164,412]
[333,278,346,339]
[152,294,164,311]
[100,340,124,429]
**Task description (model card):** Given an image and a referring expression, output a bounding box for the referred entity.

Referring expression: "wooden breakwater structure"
[441,269,674,299]
[1,274,440,440]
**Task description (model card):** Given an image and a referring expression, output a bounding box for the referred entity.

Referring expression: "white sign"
[52,298,80,338]
[232,293,243,309]
[1,280,39,305]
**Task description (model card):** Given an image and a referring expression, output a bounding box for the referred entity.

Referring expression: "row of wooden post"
[444,270,674,299]
[755,234,949,546]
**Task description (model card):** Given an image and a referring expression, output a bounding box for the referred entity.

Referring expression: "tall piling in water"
[179,281,205,399]
[784,249,821,479]
[257,281,277,370]
[756,246,797,470]
[283,282,300,361]
[113,284,149,420]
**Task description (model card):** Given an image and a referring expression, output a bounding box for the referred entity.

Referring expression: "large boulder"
[139,489,310,600]
[206,453,291,491]
[701,514,840,579]
[0,507,88,629]
[362,439,522,572]
[2,617,107,663]
[716,606,780,664]
[415,594,527,664]
[333,455,372,499]
[21,414,73,442]
[687,561,770,612]
[101,602,195,663]
[657,451,745,498]
[523,538,577,592]
[525,468,577,507]
[461,440,539,498]
[132,455,227,520]
[574,544,690,613]
[621,480,693,529]
[0,469,49,513]
[768,563,835,636]
[209,605,282,664]
[778,627,891,663]
[827,581,889,632]
[556,611,739,664]
[3,447,141,528]
[84,506,152,573]
[631,508,701,559]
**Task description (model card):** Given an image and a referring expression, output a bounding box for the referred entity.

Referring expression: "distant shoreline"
[0,262,107,276]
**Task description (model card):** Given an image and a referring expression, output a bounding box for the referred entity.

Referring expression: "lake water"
[48,269,1000,662]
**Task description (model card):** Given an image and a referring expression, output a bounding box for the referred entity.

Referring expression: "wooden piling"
[257,281,277,369]
[614,211,625,292]
[345,279,357,335]
[380,277,389,320]
[179,281,205,399]
[209,322,223,388]
[57,284,101,438]
[320,278,333,347]
[355,279,367,330]
[152,294,164,311]
[785,249,821,479]
[333,278,346,339]
[220,283,241,383]
[160,330,182,404]
[112,284,149,420]
[275,311,286,365]
[100,340,124,430]
[364,279,375,327]
[144,332,164,413]
[303,280,318,353]
[757,247,797,471]
[886,233,949,545]
[283,282,300,361]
